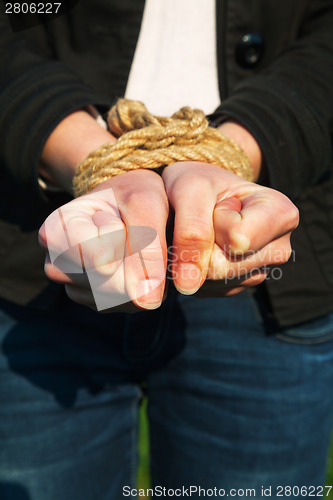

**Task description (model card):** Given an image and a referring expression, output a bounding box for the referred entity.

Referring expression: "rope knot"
[73,99,253,197]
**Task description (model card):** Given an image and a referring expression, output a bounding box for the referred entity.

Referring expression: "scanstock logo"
[2,0,80,32]
[45,188,163,311]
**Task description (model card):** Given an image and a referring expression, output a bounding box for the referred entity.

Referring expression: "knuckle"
[127,229,163,258]
[165,167,215,200]
[126,244,165,278]
[172,173,210,195]
[135,246,165,266]
[175,222,213,249]
[44,262,59,282]
[38,225,47,247]
[289,205,300,228]
[124,188,167,215]
[277,197,300,231]
[124,184,156,203]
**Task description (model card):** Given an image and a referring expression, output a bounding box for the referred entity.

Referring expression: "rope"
[73,99,253,197]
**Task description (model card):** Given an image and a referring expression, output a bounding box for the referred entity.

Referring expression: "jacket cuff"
[0,61,110,193]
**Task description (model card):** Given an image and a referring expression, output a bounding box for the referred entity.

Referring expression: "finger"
[40,202,102,274]
[63,202,125,272]
[163,167,216,294]
[39,206,95,274]
[219,270,269,296]
[43,210,126,312]
[78,201,128,311]
[194,268,268,299]
[85,210,126,272]
[222,287,247,297]
[65,262,130,312]
[84,261,131,311]
[207,235,292,281]
[117,171,169,309]
[40,192,125,277]
[44,256,90,287]
[212,196,246,255]
[214,188,299,254]
[215,196,242,213]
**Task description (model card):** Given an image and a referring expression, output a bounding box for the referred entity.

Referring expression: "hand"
[39,170,169,311]
[162,162,299,296]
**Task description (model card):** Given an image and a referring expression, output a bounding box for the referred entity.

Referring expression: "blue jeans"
[0,288,333,499]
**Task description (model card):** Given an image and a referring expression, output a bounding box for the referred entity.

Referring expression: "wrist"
[39,109,116,194]
[217,121,262,182]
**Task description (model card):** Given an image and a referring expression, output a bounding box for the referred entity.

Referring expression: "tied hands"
[39,162,299,312]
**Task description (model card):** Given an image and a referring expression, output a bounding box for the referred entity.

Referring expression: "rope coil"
[73,99,253,197]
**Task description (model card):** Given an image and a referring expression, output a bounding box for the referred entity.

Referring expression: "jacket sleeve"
[0,7,110,193]
[211,0,333,200]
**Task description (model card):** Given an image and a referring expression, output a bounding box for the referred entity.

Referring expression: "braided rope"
[73,99,253,197]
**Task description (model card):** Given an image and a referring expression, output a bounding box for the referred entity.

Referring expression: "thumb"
[213,196,250,255]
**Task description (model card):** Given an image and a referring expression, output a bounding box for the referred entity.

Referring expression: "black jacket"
[0,0,333,325]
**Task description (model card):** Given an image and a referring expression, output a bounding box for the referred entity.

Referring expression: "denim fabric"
[0,289,333,499]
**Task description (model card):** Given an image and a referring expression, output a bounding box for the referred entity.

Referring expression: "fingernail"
[174,263,202,295]
[136,279,163,309]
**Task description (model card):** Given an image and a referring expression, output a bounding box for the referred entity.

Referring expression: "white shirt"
[125,0,220,116]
